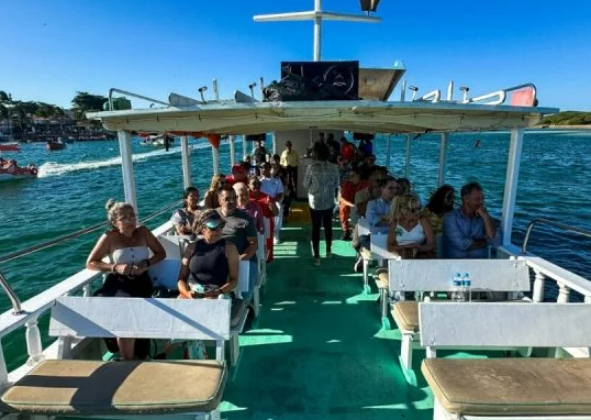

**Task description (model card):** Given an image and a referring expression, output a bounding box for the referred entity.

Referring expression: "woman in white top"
[86,200,166,359]
[387,193,435,258]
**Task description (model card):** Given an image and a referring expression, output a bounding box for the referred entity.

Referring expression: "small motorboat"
[140,134,175,148]
[0,158,38,181]
[0,142,20,152]
[46,140,67,151]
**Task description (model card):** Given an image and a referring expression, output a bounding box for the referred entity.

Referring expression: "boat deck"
[221,219,434,419]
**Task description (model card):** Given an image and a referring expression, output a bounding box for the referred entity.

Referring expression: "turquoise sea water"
[0,130,590,368]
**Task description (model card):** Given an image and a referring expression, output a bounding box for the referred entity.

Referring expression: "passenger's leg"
[310,208,321,258]
[323,207,334,254]
[118,338,135,360]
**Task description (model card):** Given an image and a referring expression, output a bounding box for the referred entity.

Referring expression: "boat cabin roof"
[88,99,558,135]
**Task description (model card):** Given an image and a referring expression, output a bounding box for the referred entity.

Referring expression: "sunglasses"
[411,207,422,213]
[205,221,225,231]
[115,215,136,222]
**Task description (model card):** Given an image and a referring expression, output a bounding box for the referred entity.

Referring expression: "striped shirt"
[303,161,340,210]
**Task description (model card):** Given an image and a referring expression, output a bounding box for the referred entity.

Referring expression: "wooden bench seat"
[422,358,591,416]
[0,296,232,418]
[388,259,530,384]
[419,302,591,420]
[1,360,226,415]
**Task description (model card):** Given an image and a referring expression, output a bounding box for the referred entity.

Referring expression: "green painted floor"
[220,222,435,420]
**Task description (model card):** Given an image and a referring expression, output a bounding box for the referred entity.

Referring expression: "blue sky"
[1,0,590,111]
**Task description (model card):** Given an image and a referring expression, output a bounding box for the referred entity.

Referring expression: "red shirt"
[340,180,367,202]
[341,143,356,162]
[249,191,275,219]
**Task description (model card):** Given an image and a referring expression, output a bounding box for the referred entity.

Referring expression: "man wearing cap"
[217,186,258,298]
[280,140,300,215]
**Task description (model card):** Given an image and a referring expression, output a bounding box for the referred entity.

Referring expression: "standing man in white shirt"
[303,142,340,266]
[260,162,284,244]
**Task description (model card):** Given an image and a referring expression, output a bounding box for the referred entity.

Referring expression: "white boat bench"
[0,296,230,418]
[149,258,253,366]
[386,258,530,383]
[357,218,395,295]
[420,302,591,420]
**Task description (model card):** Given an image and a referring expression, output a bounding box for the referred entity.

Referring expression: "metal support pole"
[437,133,449,186]
[313,0,322,61]
[117,130,138,212]
[212,146,220,176]
[242,134,247,160]
[180,136,191,188]
[404,134,411,178]
[271,132,277,155]
[501,128,524,246]
[229,135,236,167]
[385,134,392,169]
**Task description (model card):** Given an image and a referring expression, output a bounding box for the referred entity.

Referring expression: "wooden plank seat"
[422,358,591,416]
[1,359,226,416]
[388,259,530,384]
[0,296,231,418]
[419,302,591,420]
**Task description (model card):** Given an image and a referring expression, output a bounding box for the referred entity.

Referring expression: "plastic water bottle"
[462,272,471,302]
[452,272,464,302]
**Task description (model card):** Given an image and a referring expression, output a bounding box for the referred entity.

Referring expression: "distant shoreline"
[535,124,591,130]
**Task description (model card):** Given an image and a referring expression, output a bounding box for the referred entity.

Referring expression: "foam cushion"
[423,358,591,415]
[1,359,226,415]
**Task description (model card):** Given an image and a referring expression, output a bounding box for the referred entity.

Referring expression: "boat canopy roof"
[88,99,558,135]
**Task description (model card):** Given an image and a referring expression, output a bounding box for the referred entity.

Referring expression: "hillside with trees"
[539,111,591,126]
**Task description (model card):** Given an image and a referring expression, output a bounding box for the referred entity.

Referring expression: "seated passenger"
[397,177,412,195]
[171,187,201,236]
[387,193,435,258]
[203,174,227,209]
[351,167,388,223]
[443,182,496,259]
[227,164,249,185]
[233,182,265,234]
[338,168,366,241]
[86,200,166,360]
[248,177,278,263]
[177,210,239,299]
[354,176,398,270]
[423,184,455,235]
[217,186,258,298]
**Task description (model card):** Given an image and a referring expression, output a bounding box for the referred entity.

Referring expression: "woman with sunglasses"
[177,210,239,299]
[387,193,435,258]
[86,200,166,359]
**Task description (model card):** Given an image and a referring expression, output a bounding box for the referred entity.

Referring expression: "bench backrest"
[236,260,251,298]
[388,259,530,292]
[264,218,271,240]
[370,233,397,261]
[149,258,181,290]
[50,296,231,341]
[357,218,370,236]
[419,302,591,349]
[257,233,266,264]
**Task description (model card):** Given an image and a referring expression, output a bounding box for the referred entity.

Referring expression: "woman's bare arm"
[177,244,194,299]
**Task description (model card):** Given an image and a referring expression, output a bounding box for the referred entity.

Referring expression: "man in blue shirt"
[442,182,496,259]
[354,176,398,271]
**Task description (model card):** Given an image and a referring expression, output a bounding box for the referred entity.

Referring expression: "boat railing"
[108,88,169,111]
[521,218,591,255]
[0,201,180,383]
[500,242,591,304]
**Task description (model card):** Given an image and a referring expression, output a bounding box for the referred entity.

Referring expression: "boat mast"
[254,0,381,62]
